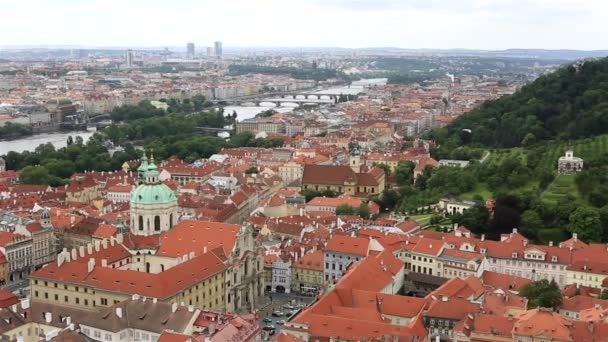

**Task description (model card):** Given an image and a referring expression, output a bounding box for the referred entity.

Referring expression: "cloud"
[0,0,606,50]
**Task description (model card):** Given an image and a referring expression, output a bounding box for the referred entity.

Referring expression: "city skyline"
[1,0,606,50]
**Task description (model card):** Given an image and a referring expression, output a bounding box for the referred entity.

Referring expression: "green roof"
[131,183,176,205]
[41,208,51,220]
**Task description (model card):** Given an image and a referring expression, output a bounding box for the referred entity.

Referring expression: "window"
[105,333,112,341]
[44,293,48,299]
[82,328,89,335]
[101,298,108,306]
[76,298,80,304]
[94,331,101,338]
[54,294,58,301]
[64,296,68,302]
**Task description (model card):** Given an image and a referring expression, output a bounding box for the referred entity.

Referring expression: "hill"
[434,57,608,154]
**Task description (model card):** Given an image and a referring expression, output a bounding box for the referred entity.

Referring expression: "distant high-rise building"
[214,41,223,58]
[187,42,195,58]
[126,49,134,67]
[206,46,214,56]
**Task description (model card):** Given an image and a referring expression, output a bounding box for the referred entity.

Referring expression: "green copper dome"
[137,155,149,172]
[41,208,51,220]
[131,183,176,205]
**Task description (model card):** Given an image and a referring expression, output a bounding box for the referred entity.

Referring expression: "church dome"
[131,183,176,205]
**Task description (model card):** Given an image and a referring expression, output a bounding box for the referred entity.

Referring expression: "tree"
[568,207,603,242]
[75,136,84,146]
[336,204,357,216]
[452,204,489,234]
[520,279,562,309]
[520,209,543,238]
[395,161,415,185]
[357,202,371,219]
[376,189,400,211]
[19,165,62,186]
[245,166,259,174]
[373,163,391,176]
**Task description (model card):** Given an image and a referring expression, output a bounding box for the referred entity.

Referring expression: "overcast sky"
[1,0,606,50]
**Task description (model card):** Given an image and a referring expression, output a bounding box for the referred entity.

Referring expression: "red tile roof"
[156,220,240,258]
[325,235,369,256]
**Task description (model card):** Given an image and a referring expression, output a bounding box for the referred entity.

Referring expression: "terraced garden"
[541,175,581,205]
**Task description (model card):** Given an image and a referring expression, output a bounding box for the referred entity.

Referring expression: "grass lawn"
[409,213,433,226]
[541,175,581,205]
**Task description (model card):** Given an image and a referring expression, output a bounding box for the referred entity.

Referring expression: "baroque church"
[129,154,178,236]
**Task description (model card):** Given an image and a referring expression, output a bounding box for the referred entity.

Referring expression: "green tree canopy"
[336,204,357,216]
[568,206,603,242]
[520,279,562,309]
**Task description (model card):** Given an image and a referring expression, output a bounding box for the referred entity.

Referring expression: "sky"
[1,0,607,50]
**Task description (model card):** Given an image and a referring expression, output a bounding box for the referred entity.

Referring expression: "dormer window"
[512,252,517,258]
[480,248,486,254]
[552,256,558,262]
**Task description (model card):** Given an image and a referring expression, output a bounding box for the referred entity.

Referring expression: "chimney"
[94,240,100,252]
[45,312,52,323]
[65,251,71,263]
[203,246,208,254]
[116,233,124,244]
[573,233,578,241]
[116,307,123,318]
[101,259,108,267]
[523,239,528,247]
[512,228,518,234]
[110,238,115,246]
[481,234,485,241]
[188,305,194,312]
[87,258,95,272]
[153,298,157,303]
[71,248,77,261]
[441,296,448,302]
[549,241,553,247]
[101,239,108,249]
[79,246,85,258]
[589,321,595,334]
[87,243,93,255]
[171,303,178,313]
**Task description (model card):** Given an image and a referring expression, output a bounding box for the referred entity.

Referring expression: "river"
[1,79,387,154]
[0,130,96,155]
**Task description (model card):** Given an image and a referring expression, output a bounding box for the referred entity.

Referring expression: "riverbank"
[0,129,96,155]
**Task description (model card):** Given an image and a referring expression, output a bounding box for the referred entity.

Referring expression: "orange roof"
[513,308,573,340]
[307,195,363,208]
[31,250,226,300]
[292,250,323,272]
[411,237,444,256]
[276,332,305,342]
[0,231,25,246]
[325,235,369,256]
[336,251,403,292]
[158,332,192,342]
[480,271,530,292]
[156,220,240,258]
[92,224,117,239]
[425,297,480,320]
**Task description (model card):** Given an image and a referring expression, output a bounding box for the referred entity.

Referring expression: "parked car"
[262,317,273,323]
[276,320,286,325]
[272,310,284,317]
[262,325,275,331]
[283,304,295,310]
